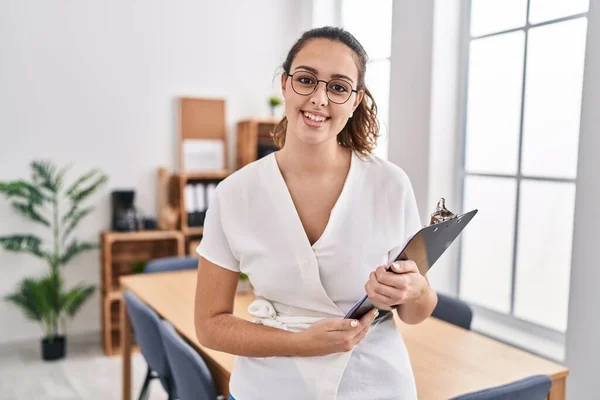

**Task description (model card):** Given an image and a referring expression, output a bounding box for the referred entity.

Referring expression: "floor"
[0,333,167,400]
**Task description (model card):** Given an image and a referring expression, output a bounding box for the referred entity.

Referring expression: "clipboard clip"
[429,198,457,225]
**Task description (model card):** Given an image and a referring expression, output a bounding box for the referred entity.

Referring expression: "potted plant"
[0,161,108,361]
[268,96,283,117]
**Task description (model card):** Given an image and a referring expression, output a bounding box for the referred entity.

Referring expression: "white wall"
[427,0,464,296]
[564,0,600,397]
[388,0,462,295]
[388,0,434,221]
[0,0,303,344]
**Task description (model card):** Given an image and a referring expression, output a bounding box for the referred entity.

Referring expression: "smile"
[302,111,330,127]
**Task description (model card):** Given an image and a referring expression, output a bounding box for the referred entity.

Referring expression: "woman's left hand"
[365,261,429,310]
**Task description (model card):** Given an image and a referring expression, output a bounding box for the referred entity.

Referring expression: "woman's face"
[281,39,364,147]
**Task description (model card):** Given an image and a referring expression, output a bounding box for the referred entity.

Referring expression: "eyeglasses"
[287,71,358,104]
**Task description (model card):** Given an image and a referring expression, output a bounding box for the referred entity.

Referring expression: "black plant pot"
[41,335,66,361]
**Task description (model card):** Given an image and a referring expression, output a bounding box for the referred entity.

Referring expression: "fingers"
[374,266,413,290]
[360,308,379,325]
[330,307,379,332]
[328,317,364,332]
[365,276,394,302]
[351,308,378,341]
[389,260,418,274]
[351,323,369,344]
[320,310,378,352]
[366,269,414,306]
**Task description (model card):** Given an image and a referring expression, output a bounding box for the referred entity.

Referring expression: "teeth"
[303,112,327,122]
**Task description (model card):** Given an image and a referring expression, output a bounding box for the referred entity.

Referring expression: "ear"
[281,72,288,95]
[352,90,365,112]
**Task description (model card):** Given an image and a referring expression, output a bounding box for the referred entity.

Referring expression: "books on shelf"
[184,182,217,227]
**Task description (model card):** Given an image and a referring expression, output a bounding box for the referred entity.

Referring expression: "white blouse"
[197,151,422,400]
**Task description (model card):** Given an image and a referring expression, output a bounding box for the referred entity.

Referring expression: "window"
[459,0,589,339]
[341,0,393,159]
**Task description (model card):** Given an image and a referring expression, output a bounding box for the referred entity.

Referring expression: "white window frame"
[338,0,392,159]
[457,0,589,361]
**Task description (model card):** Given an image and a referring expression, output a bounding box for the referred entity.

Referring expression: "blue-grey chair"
[431,293,473,330]
[450,375,552,400]
[143,256,199,273]
[158,320,221,400]
[123,291,176,400]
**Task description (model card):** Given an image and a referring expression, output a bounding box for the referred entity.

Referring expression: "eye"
[328,80,352,93]
[297,75,315,85]
[330,84,348,93]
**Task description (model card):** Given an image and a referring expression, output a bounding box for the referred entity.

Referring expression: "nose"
[309,81,328,107]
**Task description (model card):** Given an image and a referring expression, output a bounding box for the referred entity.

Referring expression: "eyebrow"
[293,65,355,84]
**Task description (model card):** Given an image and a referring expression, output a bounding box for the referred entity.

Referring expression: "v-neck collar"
[260,150,360,317]
[269,150,357,252]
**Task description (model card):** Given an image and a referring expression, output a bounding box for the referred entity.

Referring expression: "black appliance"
[111,190,143,231]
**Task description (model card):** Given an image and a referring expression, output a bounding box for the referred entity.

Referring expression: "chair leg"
[138,366,153,400]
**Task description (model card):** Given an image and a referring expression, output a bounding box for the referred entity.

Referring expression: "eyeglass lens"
[290,72,353,104]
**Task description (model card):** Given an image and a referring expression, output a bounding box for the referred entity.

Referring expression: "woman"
[194,26,438,400]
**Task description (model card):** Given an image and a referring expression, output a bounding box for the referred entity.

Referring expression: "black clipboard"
[344,208,478,320]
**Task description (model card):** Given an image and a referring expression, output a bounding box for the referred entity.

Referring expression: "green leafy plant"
[268,96,283,117]
[0,161,108,341]
[268,96,283,108]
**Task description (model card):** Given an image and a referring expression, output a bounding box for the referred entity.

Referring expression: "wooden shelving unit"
[182,226,204,236]
[178,97,229,171]
[172,171,226,248]
[169,97,233,254]
[236,117,281,169]
[100,230,185,356]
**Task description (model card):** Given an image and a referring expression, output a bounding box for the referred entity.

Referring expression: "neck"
[276,138,350,177]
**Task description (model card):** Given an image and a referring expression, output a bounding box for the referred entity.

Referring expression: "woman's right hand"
[295,308,379,357]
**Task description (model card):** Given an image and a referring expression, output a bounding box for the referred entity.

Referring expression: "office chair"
[123,291,176,400]
[450,375,552,400]
[143,256,199,273]
[158,320,222,400]
[431,292,474,330]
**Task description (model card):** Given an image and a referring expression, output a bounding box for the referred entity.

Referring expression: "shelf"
[101,231,185,356]
[180,170,231,181]
[107,291,122,301]
[182,226,204,236]
[237,118,281,169]
[103,230,184,243]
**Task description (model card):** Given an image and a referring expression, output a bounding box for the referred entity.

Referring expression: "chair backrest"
[450,375,552,400]
[144,256,199,274]
[158,320,218,400]
[123,291,170,377]
[431,293,473,330]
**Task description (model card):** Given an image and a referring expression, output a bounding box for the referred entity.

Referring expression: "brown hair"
[272,26,379,155]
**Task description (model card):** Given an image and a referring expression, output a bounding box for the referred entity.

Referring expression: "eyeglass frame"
[286,71,359,104]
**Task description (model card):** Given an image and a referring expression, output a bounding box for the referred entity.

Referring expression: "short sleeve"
[387,175,423,265]
[196,188,240,272]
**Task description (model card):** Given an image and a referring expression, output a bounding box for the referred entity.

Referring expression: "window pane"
[366,59,390,159]
[470,0,527,37]
[459,176,516,313]
[341,0,392,59]
[529,0,589,24]
[514,180,576,332]
[521,18,588,179]
[465,32,524,175]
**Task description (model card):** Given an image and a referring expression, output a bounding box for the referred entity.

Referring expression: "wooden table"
[120,270,568,400]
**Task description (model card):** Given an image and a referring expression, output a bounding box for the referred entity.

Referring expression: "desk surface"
[121,270,568,399]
